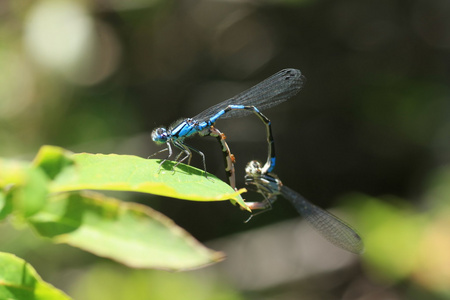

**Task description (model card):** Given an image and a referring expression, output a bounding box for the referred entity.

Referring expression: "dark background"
[1,0,450,299]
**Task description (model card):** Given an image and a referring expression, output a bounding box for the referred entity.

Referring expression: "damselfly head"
[245,160,264,188]
[151,127,169,144]
[245,160,282,196]
[245,160,263,176]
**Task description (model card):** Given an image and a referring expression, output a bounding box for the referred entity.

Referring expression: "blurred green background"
[2,0,450,299]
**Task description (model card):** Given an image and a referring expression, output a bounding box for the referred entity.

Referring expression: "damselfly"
[151,69,304,186]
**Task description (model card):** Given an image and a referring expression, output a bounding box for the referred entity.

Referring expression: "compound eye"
[151,127,168,144]
[245,160,262,175]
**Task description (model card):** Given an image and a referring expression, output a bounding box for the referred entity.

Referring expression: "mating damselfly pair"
[150,69,364,254]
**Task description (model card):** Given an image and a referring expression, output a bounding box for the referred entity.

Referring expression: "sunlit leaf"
[28,191,224,270]
[33,145,249,211]
[0,159,48,218]
[0,252,71,300]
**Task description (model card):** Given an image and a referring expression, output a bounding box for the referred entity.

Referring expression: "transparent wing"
[281,185,364,254]
[194,69,305,122]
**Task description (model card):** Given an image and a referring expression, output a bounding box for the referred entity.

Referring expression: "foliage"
[0,252,71,300]
[0,145,247,299]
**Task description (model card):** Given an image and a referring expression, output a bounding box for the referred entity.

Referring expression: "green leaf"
[28,191,224,270]
[0,191,13,221]
[32,145,74,180]
[0,252,71,300]
[0,159,29,188]
[33,145,249,211]
[0,159,48,218]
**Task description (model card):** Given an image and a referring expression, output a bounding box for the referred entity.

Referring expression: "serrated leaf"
[0,252,71,300]
[28,191,224,270]
[33,145,249,211]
